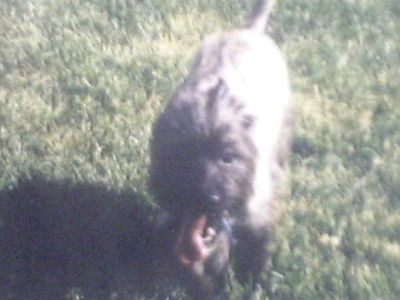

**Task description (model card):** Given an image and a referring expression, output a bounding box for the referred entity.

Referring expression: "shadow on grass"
[0,176,177,300]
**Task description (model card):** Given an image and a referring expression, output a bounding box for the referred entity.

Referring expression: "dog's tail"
[244,0,276,33]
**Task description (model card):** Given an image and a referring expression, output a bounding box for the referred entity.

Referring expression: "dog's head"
[149,79,257,214]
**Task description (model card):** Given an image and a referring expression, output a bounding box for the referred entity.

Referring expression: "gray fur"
[149,0,292,298]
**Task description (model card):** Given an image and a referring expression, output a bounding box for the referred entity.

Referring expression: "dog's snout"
[208,194,221,206]
[199,161,223,205]
[209,194,221,203]
[203,193,224,213]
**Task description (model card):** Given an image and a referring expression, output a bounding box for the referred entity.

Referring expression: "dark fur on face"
[150,79,257,216]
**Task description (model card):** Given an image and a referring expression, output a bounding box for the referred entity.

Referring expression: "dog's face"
[152,124,256,214]
[149,80,257,216]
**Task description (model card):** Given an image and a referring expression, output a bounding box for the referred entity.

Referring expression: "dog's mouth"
[175,213,226,267]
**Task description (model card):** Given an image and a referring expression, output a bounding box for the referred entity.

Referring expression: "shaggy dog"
[148,0,293,298]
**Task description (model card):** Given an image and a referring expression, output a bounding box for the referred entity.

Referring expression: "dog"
[148,0,293,298]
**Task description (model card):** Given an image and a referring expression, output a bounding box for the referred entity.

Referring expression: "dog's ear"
[242,114,255,130]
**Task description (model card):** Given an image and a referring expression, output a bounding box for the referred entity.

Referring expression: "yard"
[0,0,399,299]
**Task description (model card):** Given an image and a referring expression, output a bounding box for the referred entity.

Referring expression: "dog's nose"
[204,193,223,212]
[209,194,221,203]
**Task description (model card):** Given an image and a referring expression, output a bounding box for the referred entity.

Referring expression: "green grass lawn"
[1,0,399,299]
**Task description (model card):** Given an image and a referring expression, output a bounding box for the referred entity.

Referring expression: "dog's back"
[171,0,291,191]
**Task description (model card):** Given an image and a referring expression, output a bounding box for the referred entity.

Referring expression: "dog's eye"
[220,153,236,164]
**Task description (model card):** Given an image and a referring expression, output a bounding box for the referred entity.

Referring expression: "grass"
[0,0,399,299]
